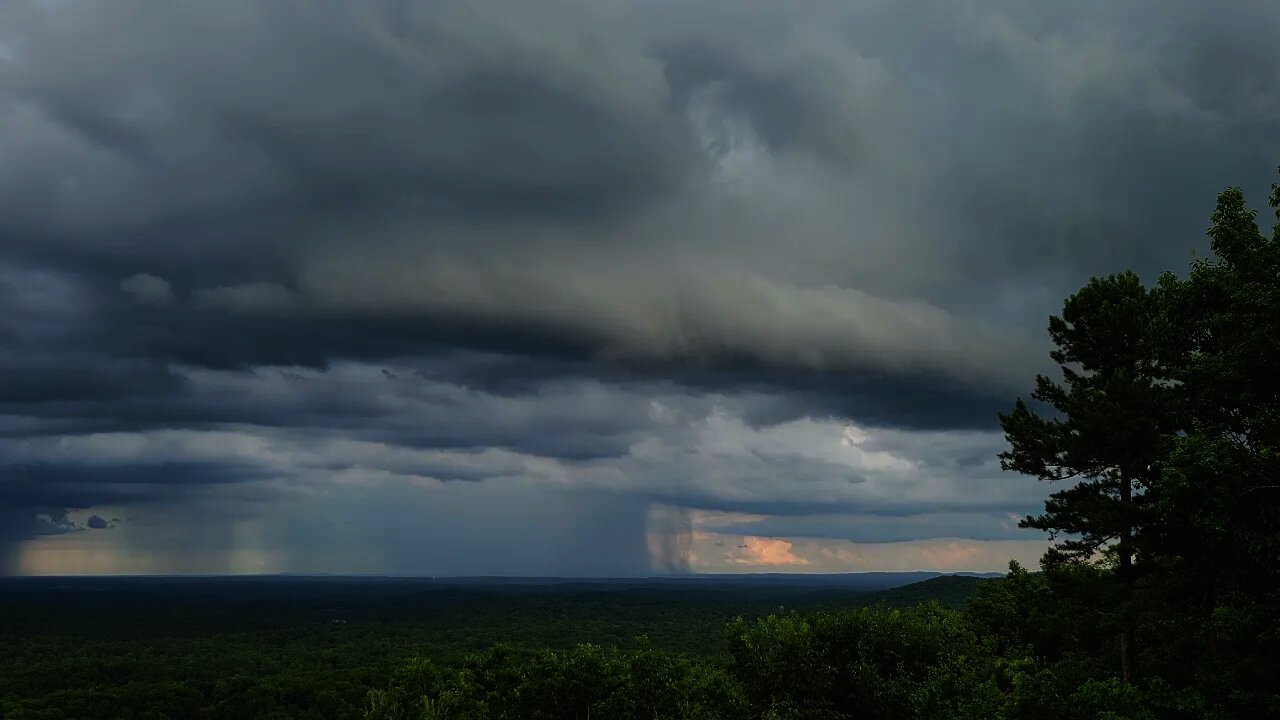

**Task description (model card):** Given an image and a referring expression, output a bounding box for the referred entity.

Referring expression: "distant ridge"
[860,574,993,609]
[0,571,1003,600]
[2,571,1004,583]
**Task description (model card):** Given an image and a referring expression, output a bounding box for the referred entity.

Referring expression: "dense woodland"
[0,575,978,719]
[5,174,1280,719]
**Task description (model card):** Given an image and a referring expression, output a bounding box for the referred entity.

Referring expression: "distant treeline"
[0,574,977,720]
[365,576,1161,720]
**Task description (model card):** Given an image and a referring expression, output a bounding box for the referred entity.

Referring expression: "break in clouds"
[2,0,1279,575]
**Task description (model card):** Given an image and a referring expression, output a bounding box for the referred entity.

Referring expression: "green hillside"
[863,574,992,609]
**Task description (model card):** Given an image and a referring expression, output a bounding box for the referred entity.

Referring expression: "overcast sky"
[2,0,1278,576]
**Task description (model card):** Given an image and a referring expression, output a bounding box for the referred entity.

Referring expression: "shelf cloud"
[2,0,1278,574]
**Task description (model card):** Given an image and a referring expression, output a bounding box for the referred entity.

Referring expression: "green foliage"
[992,167,1280,718]
[1146,176,1280,719]
[1069,679,1155,720]
[3,577,981,719]
[726,603,1006,720]
[362,641,749,720]
[998,269,1171,566]
[997,269,1175,686]
[363,603,1011,720]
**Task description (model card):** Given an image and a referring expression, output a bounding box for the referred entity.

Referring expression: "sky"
[2,0,1278,576]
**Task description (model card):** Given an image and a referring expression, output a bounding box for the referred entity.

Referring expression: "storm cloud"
[2,0,1278,574]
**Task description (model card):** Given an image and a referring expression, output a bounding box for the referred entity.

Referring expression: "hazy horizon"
[1,568,1003,580]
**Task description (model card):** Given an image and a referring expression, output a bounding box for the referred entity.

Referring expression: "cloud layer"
[2,0,1278,574]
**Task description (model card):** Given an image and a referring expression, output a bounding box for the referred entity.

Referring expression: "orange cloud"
[735,536,808,566]
[690,531,1049,573]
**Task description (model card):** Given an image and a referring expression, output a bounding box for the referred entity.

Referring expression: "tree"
[727,604,1005,720]
[998,168,1280,713]
[1147,175,1280,716]
[998,271,1173,684]
[1158,180,1280,569]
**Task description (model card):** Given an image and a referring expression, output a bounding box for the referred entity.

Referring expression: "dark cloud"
[33,510,80,536]
[2,0,1278,572]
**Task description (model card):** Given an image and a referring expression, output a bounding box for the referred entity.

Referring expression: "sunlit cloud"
[689,531,1048,573]
[732,537,808,567]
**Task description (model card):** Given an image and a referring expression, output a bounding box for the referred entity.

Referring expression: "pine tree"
[999,271,1172,684]
[1148,176,1280,714]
